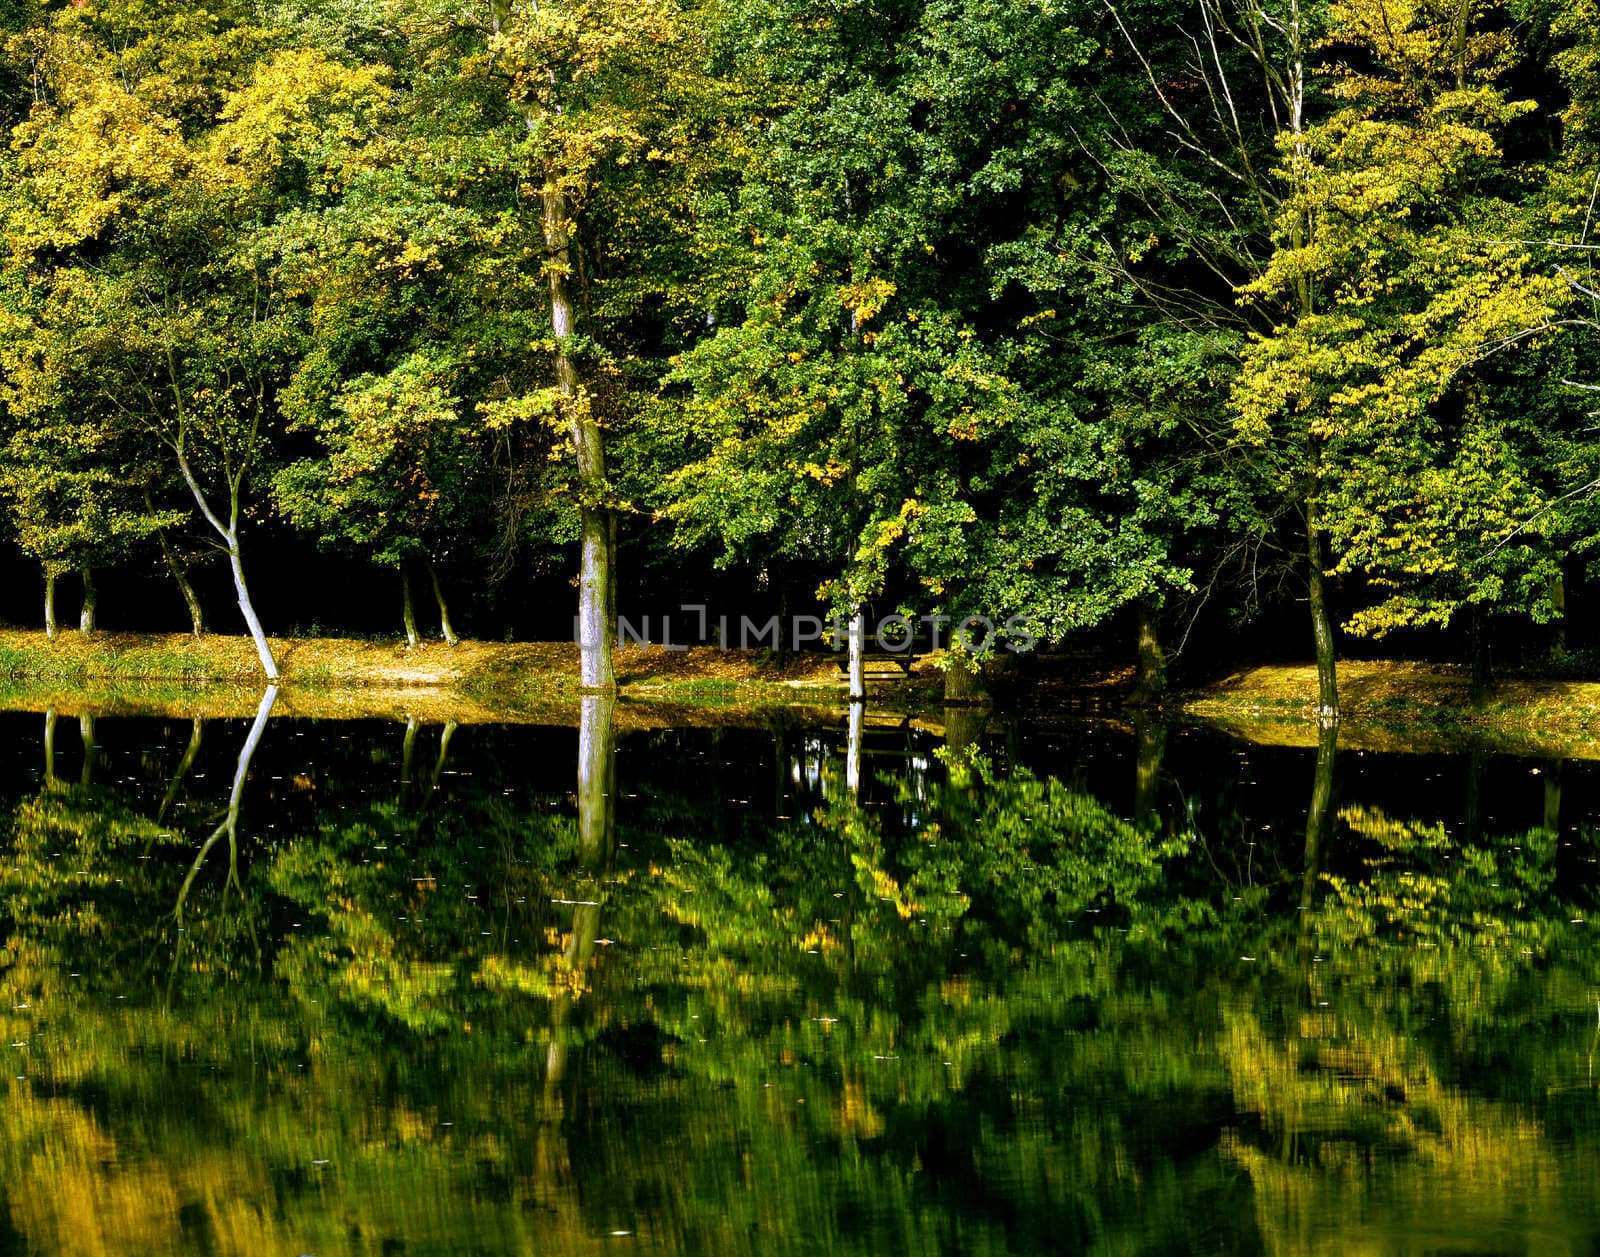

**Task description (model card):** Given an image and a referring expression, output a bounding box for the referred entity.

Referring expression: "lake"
[3,694,1600,1254]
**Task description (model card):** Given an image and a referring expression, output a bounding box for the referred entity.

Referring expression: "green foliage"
[0,0,1597,675]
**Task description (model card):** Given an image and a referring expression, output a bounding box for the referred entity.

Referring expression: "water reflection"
[2,706,1600,1252]
[175,686,276,920]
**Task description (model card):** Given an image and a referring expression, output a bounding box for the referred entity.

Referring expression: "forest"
[0,0,1596,707]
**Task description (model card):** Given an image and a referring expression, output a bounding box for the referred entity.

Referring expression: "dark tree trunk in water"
[1464,743,1487,845]
[431,720,458,791]
[401,716,419,786]
[160,717,205,823]
[944,704,986,761]
[544,185,614,691]
[773,722,789,815]
[78,713,96,787]
[79,567,96,636]
[401,566,420,648]
[43,709,58,791]
[1130,600,1167,707]
[1300,719,1338,913]
[427,560,459,646]
[1134,716,1167,830]
[1544,758,1564,837]
[1307,519,1337,719]
[44,569,57,641]
[1469,607,1492,698]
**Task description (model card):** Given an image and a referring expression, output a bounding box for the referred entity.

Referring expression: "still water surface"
[4,696,1600,1254]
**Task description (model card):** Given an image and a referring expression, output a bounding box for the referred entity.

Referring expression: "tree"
[430,0,713,688]
[1234,0,1566,685]
[0,3,387,677]
[0,398,168,637]
[274,353,485,646]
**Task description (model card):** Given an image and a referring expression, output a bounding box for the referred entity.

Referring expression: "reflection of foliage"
[4,722,1600,1253]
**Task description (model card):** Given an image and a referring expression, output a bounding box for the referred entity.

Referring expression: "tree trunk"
[944,645,985,706]
[401,565,420,648]
[847,606,866,703]
[44,569,57,641]
[1131,600,1167,706]
[1469,606,1493,698]
[79,567,96,636]
[150,491,205,637]
[1550,572,1567,658]
[164,542,205,637]
[226,541,279,681]
[175,448,277,681]
[776,582,790,663]
[1307,518,1338,720]
[544,183,614,691]
[427,560,459,646]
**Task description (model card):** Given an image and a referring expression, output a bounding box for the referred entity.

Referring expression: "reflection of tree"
[1133,713,1166,830]
[158,716,205,823]
[174,687,277,921]
[6,717,1600,1253]
[1301,718,1337,913]
[548,694,616,1088]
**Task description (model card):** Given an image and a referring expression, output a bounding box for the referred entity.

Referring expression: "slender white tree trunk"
[177,447,278,681]
[544,184,614,690]
[79,567,96,636]
[428,560,459,646]
[401,566,420,648]
[43,569,57,641]
[227,543,279,681]
[847,607,866,703]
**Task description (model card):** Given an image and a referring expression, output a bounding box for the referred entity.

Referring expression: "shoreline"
[1183,659,1600,727]
[14,635,1600,758]
[0,629,950,715]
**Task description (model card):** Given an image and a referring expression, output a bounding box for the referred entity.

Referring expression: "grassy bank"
[1187,660,1600,733]
[0,629,947,713]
